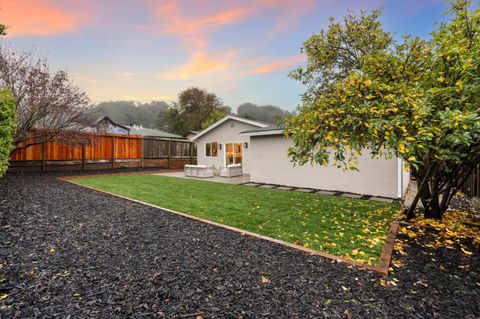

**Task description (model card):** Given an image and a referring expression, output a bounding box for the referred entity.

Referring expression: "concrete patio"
[153,170,251,185]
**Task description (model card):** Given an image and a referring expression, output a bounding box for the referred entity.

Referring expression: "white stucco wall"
[195,119,260,174]
[249,135,407,198]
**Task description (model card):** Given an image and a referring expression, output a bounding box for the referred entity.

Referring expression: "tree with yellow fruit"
[286,0,480,219]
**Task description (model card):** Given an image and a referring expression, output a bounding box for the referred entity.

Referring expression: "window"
[205,142,218,157]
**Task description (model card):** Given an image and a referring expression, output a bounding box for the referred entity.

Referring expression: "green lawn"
[71,174,400,265]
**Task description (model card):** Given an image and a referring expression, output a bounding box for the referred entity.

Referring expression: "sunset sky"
[0,0,448,111]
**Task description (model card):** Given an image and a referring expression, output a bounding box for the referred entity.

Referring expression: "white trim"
[223,141,244,167]
[241,129,284,137]
[204,141,219,158]
[397,158,403,198]
[193,115,268,141]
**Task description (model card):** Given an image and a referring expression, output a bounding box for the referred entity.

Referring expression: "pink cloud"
[263,0,317,36]
[0,0,91,36]
[246,54,306,74]
[159,50,237,80]
[142,0,315,48]
[145,0,254,49]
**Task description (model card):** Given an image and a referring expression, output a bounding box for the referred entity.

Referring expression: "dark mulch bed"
[1,172,479,318]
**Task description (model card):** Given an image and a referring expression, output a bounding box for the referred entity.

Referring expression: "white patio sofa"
[184,165,214,178]
[220,164,242,177]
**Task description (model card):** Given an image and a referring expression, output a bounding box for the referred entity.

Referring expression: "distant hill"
[87,101,169,128]
[237,103,292,125]
[87,100,292,130]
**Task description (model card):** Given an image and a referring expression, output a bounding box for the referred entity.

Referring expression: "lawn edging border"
[59,175,399,276]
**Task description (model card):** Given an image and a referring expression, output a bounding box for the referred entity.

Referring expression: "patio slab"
[153,171,250,185]
[294,188,314,193]
[316,190,337,196]
[276,186,293,191]
[342,193,363,199]
[243,182,260,187]
[259,184,276,189]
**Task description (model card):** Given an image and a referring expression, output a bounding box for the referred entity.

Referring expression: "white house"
[193,116,409,198]
[192,115,269,174]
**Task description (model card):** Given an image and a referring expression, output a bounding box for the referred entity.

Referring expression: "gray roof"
[94,116,131,131]
[240,124,284,135]
[125,125,184,139]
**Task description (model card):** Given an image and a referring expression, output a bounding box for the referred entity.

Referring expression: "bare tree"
[0,45,91,153]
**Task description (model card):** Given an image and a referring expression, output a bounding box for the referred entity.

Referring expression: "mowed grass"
[71,174,400,264]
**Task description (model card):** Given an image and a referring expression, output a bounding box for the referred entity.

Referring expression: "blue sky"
[0,0,449,111]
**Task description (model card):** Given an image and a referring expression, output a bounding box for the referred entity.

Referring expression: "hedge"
[0,89,16,176]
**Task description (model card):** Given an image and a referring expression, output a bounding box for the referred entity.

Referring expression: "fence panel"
[10,139,43,161]
[9,130,196,172]
[114,136,142,159]
[143,138,169,159]
[170,140,192,158]
[462,165,480,198]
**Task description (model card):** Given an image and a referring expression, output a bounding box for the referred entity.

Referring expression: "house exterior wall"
[249,135,407,198]
[195,119,260,173]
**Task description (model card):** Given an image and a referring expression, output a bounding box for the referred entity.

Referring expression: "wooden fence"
[461,165,480,199]
[9,131,196,172]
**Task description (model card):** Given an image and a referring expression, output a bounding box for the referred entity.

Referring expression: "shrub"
[0,89,16,176]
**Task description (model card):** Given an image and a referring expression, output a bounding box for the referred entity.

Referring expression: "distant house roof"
[94,116,131,131]
[240,124,284,136]
[193,115,269,140]
[125,124,184,139]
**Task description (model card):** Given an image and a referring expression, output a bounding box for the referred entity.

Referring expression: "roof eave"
[240,129,285,137]
[192,115,269,141]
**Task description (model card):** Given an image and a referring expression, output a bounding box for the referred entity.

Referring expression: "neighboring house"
[192,115,269,174]
[84,116,131,135]
[186,130,199,141]
[241,126,410,198]
[125,124,184,139]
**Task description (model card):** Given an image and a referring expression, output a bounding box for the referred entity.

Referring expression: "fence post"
[82,143,86,171]
[41,141,46,172]
[167,139,171,168]
[112,136,115,169]
[141,137,145,169]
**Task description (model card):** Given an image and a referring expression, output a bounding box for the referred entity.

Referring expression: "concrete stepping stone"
[276,186,293,191]
[243,183,259,187]
[342,193,363,199]
[316,190,336,196]
[259,184,276,189]
[370,197,394,203]
[294,188,314,193]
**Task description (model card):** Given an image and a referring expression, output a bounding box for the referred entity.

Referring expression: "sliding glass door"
[225,143,243,166]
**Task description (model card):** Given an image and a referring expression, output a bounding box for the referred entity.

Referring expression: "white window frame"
[204,142,218,158]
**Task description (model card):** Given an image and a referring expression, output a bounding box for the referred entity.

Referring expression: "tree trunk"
[407,165,444,220]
